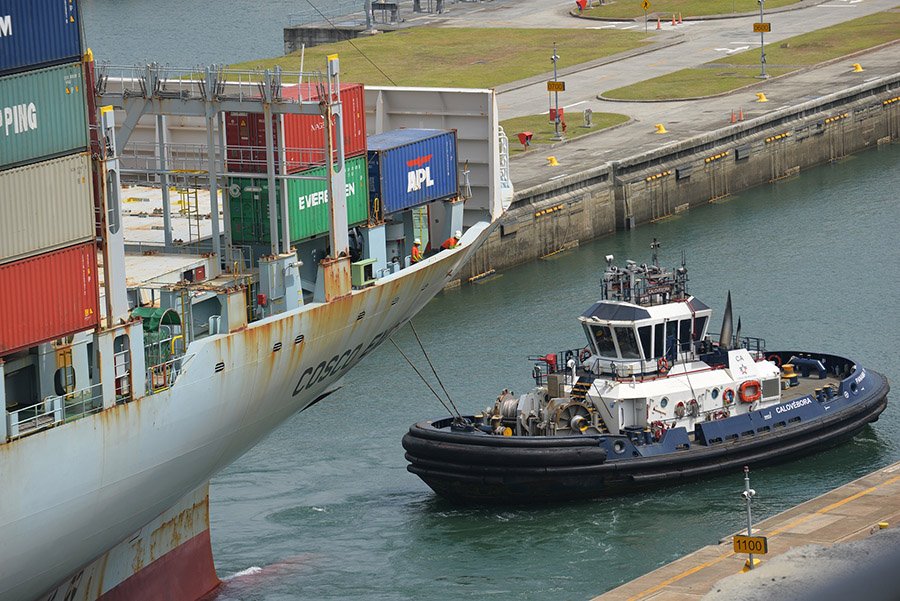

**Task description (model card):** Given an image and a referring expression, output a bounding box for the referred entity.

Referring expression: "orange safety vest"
[411,245,423,262]
[440,237,458,250]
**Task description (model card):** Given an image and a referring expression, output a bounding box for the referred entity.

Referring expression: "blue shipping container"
[0,0,82,75]
[367,129,458,215]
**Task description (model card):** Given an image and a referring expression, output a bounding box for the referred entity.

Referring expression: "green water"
[210,144,899,600]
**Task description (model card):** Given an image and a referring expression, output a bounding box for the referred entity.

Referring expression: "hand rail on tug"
[530,335,768,386]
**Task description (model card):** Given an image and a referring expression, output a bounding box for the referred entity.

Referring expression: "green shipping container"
[228,155,369,245]
[0,63,89,170]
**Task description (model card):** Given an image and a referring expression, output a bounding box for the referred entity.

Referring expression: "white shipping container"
[0,153,94,264]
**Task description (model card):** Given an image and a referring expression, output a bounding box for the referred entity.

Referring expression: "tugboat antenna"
[650,238,661,267]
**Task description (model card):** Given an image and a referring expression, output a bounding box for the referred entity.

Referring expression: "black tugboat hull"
[402,368,889,504]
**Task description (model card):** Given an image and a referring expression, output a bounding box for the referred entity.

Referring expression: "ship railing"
[6,384,104,441]
[146,356,184,394]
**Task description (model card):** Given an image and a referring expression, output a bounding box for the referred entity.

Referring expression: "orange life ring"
[739,380,762,403]
[657,357,670,374]
[767,354,782,367]
[722,388,735,405]
[579,347,591,362]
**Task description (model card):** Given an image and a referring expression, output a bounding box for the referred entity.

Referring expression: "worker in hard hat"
[441,230,462,250]
[411,238,423,263]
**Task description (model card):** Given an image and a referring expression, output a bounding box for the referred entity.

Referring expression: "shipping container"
[367,129,459,215]
[0,153,94,264]
[228,154,369,244]
[0,0,82,76]
[0,63,89,170]
[0,241,99,356]
[225,83,367,174]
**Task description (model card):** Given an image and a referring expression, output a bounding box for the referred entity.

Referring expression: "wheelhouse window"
[653,323,664,359]
[591,325,616,356]
[693,316,708,341]
[638,325,652,361]
[615,327,641,359]
[679,319,692,351]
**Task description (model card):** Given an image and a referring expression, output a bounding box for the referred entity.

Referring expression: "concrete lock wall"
[455,75,899,282]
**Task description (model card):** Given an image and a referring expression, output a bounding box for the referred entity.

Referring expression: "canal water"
[209,144,899,600]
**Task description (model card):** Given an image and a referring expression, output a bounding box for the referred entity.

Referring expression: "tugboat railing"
[531,335,769,386]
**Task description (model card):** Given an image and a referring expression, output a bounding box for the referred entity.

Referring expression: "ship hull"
[403,362,889,503]
[0,222,493,601]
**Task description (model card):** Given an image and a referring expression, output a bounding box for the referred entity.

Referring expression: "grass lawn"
[602,10,900,100]
[230,28,650,88]
[578,0,801,20]
[501,112,630,154]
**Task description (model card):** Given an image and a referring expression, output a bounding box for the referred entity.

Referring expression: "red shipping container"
[0,242,100,356]
[225,83,367,174]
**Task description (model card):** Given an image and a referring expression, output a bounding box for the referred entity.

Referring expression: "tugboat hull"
[403,366,889,504]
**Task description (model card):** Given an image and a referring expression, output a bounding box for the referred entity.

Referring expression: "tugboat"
[402,242,890,503]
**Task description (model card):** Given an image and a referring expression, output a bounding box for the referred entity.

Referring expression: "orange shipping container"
[225,83,367,174]
[0,242,99,356]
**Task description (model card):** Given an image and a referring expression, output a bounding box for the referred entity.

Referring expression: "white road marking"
[564,101,587,109]
[586,25,618,29]
[715,46,749,54]
[620,25,638,29]
[549,173,570,180]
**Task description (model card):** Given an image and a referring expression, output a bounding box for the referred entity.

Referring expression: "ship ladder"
[570,376,610,433]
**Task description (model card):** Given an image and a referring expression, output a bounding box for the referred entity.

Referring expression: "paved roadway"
[592,461,900,601]
[394,0,898,189]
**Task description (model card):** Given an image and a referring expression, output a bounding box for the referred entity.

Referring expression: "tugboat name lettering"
[775,397,812,414]
[854,369,867,385]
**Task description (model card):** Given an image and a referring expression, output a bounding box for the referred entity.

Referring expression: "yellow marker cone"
[654,123,668,134]
[852,63,864,72]
[756,92,768,103]
[741,558,762,572]
[547,156,559,166]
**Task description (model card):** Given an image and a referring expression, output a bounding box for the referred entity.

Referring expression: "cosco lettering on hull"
[292,326,401,396]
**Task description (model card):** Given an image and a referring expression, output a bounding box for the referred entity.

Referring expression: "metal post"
[743,465,756,569]
[156,114,173,248]
[758,0,767,79]
[551,43,563,141]
[278,113,290,255]
[365,0,373,30]
[217,112,234,269]
[263,103,278,257]
[204,68,222,260]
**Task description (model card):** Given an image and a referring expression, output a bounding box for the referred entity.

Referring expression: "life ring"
[767,354,782,368]
[739,380,762,403]
[651,420,667,442]
[579,347,591,362]
[722,388,735,405]
[657,357,670,375]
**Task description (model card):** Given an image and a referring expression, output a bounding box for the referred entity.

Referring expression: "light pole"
[551,43,564,141]
[757,0,768,79]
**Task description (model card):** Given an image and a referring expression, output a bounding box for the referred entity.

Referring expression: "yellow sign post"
[547,80,566,92]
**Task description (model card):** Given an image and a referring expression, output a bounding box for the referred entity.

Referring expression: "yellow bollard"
[654,123,668,134]
[741,557,762,573]
[546,156,559,166]
[756,92,768,103]
[852,63,864,72]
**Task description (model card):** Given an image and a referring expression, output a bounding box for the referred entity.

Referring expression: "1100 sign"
[733,535,769,554]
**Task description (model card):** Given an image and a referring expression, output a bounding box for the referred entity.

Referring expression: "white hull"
[0,224,493,600]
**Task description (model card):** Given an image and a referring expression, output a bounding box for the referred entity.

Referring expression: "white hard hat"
[414,238,421,245]
[455,230,462,238]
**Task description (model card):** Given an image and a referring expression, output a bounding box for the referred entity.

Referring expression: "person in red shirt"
[411,238,423,263]
[441,230,462,250]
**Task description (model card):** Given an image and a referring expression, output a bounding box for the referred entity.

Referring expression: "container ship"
[0,1,512,599]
